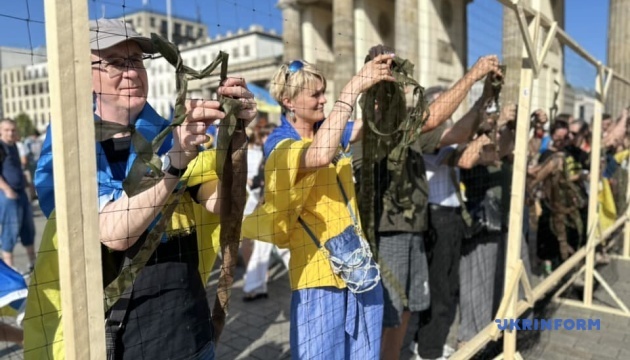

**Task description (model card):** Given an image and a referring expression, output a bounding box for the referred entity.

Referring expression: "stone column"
[333,0,354,96]
[278,0,302,62]
[501,4,524,107]
[394,0,419,77]
[606,0,630,117]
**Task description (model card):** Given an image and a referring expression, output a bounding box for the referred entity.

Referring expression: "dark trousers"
[416,204,465,359]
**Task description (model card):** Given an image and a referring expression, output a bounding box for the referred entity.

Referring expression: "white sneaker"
[443,344,456,357]
[409,342,452,360]
[409,341,419,355]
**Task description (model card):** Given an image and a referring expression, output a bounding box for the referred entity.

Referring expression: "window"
[11,87,14,98]
[201,55,207,65]
[12,102,16,113]
[127,19,133,27]
[137,17,142,27]
[24,85,29,95]
[3,73,6,84]
[198,28,204,38]
[160,20,168,36]
[174,23,182,36]
[26,100,29,110]
[39,83,43,94]
[186,25,193,37]
[233,47,239,58]
[192,57,197,67]
[33,98,37,109]
[40,98,44,108]
[32,84,36,95]
[10,73,14,82]
[150,17,156,27]
[35,69,39,78]
[244,45,250,57]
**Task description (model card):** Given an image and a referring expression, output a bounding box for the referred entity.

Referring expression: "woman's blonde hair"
[269,60,326,112]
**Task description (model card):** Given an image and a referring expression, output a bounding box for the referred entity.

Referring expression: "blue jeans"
[0,189,35,252]
[290,284,384,360]
[191,341,215,360]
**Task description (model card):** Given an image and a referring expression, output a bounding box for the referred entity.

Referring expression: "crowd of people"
[0,18,628,360]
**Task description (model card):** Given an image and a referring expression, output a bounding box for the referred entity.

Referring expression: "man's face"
[552,128,569,150]
[0,121,17,144]
[91,41,148,117]
[602,118,612,133]
[569,123,583,146]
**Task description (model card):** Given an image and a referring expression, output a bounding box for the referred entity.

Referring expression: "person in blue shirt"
[23,19,257,359]
[0,119,36,272]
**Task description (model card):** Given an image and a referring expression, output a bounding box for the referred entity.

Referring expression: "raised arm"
[301,54,395,170]
[423,55,501,132]
[101,79,257,250]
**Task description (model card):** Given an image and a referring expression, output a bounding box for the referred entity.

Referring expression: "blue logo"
[495,318,600,331]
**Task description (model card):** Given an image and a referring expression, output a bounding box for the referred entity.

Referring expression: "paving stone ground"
[3,207,630,359]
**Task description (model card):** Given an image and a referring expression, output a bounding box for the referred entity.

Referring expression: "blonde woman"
[242,55,395,359]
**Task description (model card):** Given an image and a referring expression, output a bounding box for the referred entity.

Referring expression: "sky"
[0,0,610,89]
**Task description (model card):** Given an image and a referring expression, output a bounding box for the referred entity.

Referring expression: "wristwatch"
[161,153,187,178]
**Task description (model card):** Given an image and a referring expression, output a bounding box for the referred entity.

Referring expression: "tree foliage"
[14,113,35,139]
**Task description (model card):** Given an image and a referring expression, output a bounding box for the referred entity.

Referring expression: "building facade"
[0,46,47,119]
[1,22,282,131]
[279,0,471,117]
[116,10,208,46]
[1,61,50,132]
[146,24,283,122]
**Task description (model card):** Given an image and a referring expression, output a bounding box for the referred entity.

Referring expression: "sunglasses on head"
[285,60,305,82]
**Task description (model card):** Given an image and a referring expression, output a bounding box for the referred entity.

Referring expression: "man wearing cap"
[23,19,256,359]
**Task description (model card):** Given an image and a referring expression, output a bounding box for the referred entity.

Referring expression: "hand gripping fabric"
[100,33,244,356]
[358,54,428,307]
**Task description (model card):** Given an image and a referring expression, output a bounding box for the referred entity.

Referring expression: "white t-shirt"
[423,145,461,207]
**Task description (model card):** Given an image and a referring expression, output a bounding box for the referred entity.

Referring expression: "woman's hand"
[350,53,397,94]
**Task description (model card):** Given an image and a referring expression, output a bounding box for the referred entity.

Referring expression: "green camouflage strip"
[542,155,585,259]
[358,55,428,307]
[101,34,244,317]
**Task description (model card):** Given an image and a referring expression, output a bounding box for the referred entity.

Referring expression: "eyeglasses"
[91,55,153,78]
[284,60,305,82]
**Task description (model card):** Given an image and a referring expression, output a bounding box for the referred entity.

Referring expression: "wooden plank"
[501,8,537,354]
[555,299,630,318]
[43,0,105,359]
[514,4,539,76]
[593,270,630,313]
[537,22,558,68]
[584,68,605,307]
[625,121,630,258]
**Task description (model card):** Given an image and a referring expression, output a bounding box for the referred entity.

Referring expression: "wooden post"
[625,147,630,258]
[44,1,106,359]
[584,66,605,306]
[502,4,536,358]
